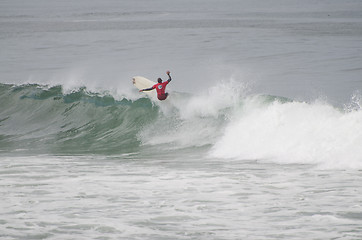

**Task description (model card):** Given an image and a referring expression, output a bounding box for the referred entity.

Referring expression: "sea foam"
[210,96,362,169]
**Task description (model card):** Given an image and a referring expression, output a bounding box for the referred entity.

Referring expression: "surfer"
[139,71,172,101]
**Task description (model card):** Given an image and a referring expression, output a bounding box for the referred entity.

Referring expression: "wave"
[0,83,158,154]
[1,82,361,169]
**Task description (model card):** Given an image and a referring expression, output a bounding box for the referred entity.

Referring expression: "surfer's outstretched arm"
[139,87,153,92]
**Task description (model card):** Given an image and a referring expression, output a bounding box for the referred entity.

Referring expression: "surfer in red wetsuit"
[139,71,172,101]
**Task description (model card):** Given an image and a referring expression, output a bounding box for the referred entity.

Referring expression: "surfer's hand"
[166,71,170,75]
[139,90,143,92]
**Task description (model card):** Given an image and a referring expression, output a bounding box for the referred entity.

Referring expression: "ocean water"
[1,0,362,239]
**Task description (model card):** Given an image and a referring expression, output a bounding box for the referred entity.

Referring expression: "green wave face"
[0,84,159,155]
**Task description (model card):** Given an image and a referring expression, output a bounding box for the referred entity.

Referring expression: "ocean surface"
[1,0,362,239]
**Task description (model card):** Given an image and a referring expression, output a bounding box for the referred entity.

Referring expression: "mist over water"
[1,0,362,239]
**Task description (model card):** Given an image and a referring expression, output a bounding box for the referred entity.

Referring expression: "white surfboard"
[132,76,158,100]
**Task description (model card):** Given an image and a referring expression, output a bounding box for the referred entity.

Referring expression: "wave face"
[0,83,159,154]
[1,83,362,168]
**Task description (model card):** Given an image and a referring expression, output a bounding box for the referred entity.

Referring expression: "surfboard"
[132,76,157,100]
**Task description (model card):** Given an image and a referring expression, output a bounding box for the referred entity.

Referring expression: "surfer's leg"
[157,93,168,101]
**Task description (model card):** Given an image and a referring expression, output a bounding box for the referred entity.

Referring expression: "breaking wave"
[1,82,361,169]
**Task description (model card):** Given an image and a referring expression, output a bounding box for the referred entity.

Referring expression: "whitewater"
[1,0,362,239]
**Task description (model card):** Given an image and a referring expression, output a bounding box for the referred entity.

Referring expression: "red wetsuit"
[152,80,170,100]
